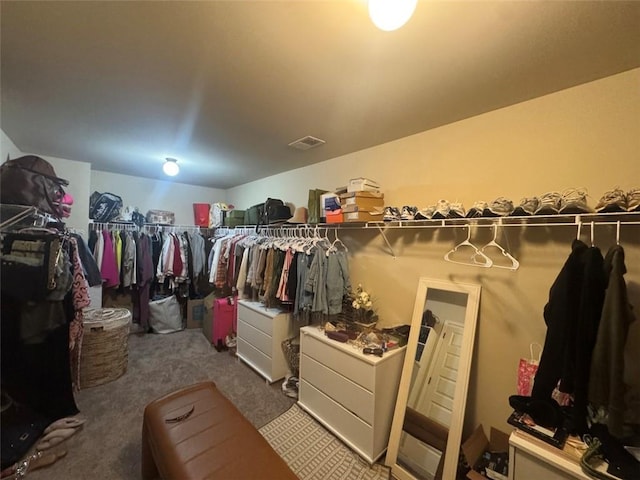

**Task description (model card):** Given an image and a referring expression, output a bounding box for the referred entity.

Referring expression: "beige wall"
[228,69,640,436]
[1,129,22,161]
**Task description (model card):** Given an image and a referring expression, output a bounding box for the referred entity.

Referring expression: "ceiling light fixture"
[368,0,418,32]
[163,157,179,176]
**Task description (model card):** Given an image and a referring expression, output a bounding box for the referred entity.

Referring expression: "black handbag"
[259,198,291,227]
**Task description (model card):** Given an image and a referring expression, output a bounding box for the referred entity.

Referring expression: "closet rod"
[220,212,639,231]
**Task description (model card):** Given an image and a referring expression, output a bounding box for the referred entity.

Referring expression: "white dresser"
[509,430,593,480]
[236,300,294,384]
[298,325,406,464]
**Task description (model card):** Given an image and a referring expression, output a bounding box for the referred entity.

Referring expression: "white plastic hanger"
[478,224,519,270]
[326,229,348,255]
[444,225,493,268]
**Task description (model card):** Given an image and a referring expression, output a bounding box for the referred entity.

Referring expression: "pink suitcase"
[203,296,237,351]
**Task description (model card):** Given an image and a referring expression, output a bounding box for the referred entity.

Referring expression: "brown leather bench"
[142,381,298,480]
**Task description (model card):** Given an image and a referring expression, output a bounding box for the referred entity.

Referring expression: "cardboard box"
[326,209,344,223]
[344,210,384,222]
[462,425,510,480]
[341,196,384,209]
[186,298,205,329]
[340,191,384,200]
[347,177,380,193]
[342,202,384,213]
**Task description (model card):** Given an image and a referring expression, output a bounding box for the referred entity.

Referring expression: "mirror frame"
[386,277,481,480]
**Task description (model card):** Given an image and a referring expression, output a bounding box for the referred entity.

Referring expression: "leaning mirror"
[386,278,481,480]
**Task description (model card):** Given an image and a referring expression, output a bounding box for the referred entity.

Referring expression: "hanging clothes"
[68,236,91,390]
[531,239,606,434]
[589,245,638,438]
[326,249,351,315]
[101,229,119,288]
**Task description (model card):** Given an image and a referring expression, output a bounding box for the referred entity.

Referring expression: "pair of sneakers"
[416,200,466,220]
[384,206,419,221]
[466,198,514,217]
[534,189,593,215]
[595,188,640,213]
[510,189,593,216]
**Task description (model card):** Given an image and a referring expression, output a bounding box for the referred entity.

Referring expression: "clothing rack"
[214,211,640,259]
[89,221,208,235]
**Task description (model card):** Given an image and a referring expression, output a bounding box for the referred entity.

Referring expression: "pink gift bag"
[517,343,542,396]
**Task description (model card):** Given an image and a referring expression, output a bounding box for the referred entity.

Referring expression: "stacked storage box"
[341,178,384,222]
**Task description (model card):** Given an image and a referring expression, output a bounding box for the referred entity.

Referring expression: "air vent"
[288,135,326,151]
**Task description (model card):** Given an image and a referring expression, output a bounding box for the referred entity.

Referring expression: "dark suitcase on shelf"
[243,203,264,225]
[202,296,237,351]
[224,209,246,228]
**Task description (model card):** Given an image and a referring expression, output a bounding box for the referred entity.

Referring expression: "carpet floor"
[24,328,295,479]
[18,328,392,479]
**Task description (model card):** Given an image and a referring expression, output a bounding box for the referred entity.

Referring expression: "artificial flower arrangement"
[349,284,378,327]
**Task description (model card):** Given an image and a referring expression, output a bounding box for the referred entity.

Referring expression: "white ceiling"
[2,1,639,189]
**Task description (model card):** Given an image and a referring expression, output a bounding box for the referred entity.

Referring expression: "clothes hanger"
[478,224,519,270]
[616,220,621,246]
[444,225,493,268]
[590,221,595,247]
[326,228,348,255]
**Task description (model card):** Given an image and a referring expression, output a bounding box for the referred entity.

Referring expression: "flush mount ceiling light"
[368,0,418,32]
[163,157,179,176]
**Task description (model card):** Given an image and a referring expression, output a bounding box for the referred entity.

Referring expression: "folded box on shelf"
[344,210,383,222]
[326,209,344,224]
[347,177,380,193]
[340,191,384,201]
[342,203,384,214]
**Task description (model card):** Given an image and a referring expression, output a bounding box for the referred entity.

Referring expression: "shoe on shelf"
[400,206,418,220]
[448,202,466,218]
[431,199,451,219]
[559,188,593,214]
[534,192,562,215]
[625,188,639,212]
[595,188,627,213]
[383,206,401,221]
[466,201,487,218]
[414,205,435,220]
[484,197,514,217]
[511,197,540,216]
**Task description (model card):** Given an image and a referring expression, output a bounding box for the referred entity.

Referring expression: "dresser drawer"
[301,353,374,425]
[299,380,373,458]
[237,338,271,379]
[301,331,374,391]
[237,319,272,358]
[238,303,274,336]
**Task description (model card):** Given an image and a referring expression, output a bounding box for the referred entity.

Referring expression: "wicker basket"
[79,308,131,389]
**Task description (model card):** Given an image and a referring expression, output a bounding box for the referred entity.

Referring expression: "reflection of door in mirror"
[386,278,481,480]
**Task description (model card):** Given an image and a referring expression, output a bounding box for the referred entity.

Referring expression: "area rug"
[259,404,391,480]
